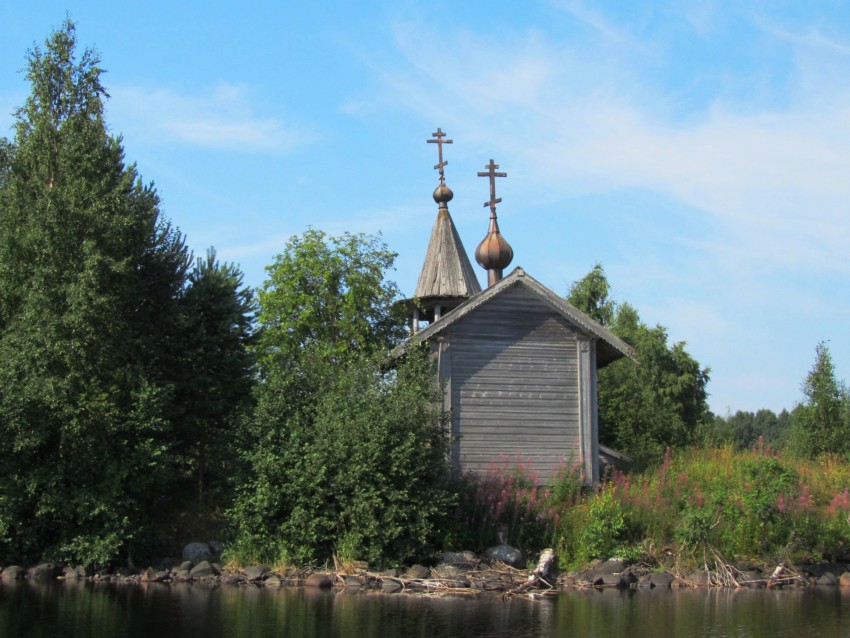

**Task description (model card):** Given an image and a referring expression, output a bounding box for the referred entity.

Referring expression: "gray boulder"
[28,563,61,580]
[263,575,283,587]
[1,566,26,582]
[484,545,524,569]
[63,565,87,580]
[304,573,334,588]
[243,565,269,582]
[182,542,212,564]
[189,561,215,578]
[405,564,431,579]
[817,572,838,586]
[439,551,477,566]
[381,578,403,593]
[638,571,674,588]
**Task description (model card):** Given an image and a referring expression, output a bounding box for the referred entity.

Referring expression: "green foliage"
[230,230,453,566]
[175,249,255,501]
[0,21,252,567]
[450,455,563,554]
[564,263,615,326]
[704,409,792,451]
[230,349,455,566]
[574,485,637,563]
[566,266,711,466]
[789,342,850,459]
[551,446,850,567]
[256,229,406,367]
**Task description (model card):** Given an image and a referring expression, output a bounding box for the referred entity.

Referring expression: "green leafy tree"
[255,229,406,368]
[231,349,454,565]
[789,342,850,458]
[0,20,191,565]
[567,266,711,465]
[565,263,616,326]
[230,230,454,565]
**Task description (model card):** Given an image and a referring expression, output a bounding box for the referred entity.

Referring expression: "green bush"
[228,348,456,566]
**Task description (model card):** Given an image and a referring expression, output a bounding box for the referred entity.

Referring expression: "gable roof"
[396,266,635,367]
[415,208,482,301]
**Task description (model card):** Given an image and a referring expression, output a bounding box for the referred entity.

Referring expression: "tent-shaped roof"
[415,208,482,302]
[397,266,634,367]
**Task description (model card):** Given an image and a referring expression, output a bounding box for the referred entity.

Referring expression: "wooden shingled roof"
[414,208,482,301]
[398,266,635,368]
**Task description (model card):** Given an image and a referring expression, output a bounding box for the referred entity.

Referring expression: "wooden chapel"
[395,129,633,485]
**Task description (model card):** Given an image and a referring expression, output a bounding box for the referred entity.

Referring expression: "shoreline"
[4,556,850,596]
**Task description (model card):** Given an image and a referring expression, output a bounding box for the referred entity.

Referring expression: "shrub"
[228,348,456,567]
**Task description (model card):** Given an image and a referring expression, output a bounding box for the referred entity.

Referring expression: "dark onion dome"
[475,215,513,271]
[433,183,453,204]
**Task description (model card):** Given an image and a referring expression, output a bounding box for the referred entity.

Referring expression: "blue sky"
[1,1,848,416]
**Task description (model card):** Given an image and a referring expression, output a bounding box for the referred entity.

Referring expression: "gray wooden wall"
[441,285,582,482]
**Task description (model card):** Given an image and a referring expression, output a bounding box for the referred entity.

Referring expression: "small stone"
[649,572,674,588]
[173,569,191,581]
[817,572,838,586]
[439,551,477,566]
[839,572,850,587]
[28,563,60,580]
[1,566,26,582]
[593,573,625,588]
[304,573,334,588]
[687,570,711,587]
[243,565,269,582]
[189,561,215,578]
[141,567,159,582]
[263,575,282,587]
[182,542,212,564]
[405,564,431,580]
[343,575,362,587]
[381,578,403,593]
[179,561,193,571]
[670,577,689,589]
[484,545,525,569]
[63,565,87,580]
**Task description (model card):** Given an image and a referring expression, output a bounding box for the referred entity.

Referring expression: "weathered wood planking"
[442,285,582,482]
[397,267,633,486]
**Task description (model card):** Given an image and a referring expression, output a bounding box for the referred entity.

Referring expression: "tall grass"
[454,443,850,571]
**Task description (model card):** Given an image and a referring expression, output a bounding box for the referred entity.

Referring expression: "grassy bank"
[454,445,850,573]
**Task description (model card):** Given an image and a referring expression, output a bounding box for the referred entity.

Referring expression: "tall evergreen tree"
[0,20,190,565]
[176,249,255,502]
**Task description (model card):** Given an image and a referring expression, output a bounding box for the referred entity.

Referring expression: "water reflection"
[1,579,849,638]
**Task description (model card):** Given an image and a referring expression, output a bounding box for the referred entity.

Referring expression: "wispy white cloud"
[549,0,633,44]
[374,16,850,281]
[358,9,850,412]
[108,82,314,152]
[753,16,850,56]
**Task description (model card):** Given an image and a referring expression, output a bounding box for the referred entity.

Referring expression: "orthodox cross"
[427,128,453,183]
[478,159,506,216]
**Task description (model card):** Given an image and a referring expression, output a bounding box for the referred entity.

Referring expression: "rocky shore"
[3,541,850,597]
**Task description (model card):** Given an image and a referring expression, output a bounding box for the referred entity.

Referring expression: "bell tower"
[409,128,481,333]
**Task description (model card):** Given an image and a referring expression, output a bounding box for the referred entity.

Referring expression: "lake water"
[2,581,849,637]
